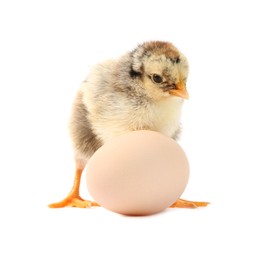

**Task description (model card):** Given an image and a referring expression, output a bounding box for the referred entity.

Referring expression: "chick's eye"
[151,74,163,84]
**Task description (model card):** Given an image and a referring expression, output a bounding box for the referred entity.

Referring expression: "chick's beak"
[169,81,189,99]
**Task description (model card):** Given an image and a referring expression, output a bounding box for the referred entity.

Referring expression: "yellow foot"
[170,198,209,208]
[48,196,100,208]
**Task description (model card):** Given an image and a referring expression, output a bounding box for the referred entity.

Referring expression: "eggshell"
[86,130,189,216]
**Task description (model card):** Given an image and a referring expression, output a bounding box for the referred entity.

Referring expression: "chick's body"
[49,41,208,209]
[71,42,188,165]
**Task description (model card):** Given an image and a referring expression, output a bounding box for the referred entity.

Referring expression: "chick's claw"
[48,196,99,208]
[170,198,209,208]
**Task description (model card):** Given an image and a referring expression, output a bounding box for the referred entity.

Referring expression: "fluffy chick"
[49,41,208,209]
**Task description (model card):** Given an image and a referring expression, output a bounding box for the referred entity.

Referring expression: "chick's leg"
[170,198,209,208]
[48,164,99,208]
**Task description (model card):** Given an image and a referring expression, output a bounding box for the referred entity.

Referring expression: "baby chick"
[49,41,208,209]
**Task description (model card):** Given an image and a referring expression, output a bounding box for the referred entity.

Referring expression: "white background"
[1,0,263,259]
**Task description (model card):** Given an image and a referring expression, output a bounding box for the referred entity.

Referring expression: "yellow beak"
[169,81,189,99]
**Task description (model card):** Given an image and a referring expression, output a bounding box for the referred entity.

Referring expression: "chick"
[49,41,208,209]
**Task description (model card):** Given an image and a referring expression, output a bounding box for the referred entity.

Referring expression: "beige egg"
[86,130,189,216]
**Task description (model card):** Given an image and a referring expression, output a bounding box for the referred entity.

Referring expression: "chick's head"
[130,41,189,100]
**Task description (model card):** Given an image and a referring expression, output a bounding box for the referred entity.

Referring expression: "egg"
[86,130,189,216]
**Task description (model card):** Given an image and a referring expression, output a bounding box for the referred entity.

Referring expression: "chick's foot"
[170,198,209,208]
[48,196,99,208]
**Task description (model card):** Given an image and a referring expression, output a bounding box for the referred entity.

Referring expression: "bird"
[49,41,208,209]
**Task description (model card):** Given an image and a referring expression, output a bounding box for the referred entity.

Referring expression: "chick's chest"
[130,97,183,137]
